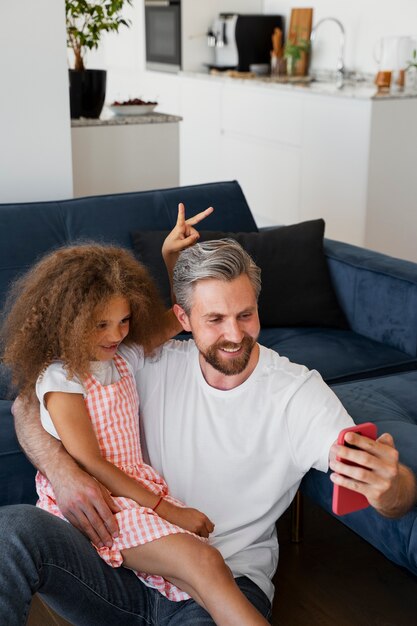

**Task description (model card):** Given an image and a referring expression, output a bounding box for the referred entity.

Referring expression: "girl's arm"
[145,202,214,353]
[162,202,214,303]
[46,391,214,537]
[144,308,183,354]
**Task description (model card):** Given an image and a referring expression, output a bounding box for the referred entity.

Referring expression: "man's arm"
[12,396,119,547]
[329,431,417,518]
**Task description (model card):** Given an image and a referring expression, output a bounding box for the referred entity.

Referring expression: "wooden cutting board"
[288,8,313,76]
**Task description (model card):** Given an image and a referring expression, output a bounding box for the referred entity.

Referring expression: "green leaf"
[66,0,132,68]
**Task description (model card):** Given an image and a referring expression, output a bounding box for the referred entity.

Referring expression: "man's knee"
[0,505,49,557]
[0,504,74,558]
[1,503,48,531]
[0,504,39,536]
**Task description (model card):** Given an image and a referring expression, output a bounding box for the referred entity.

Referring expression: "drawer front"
[222,84,303,146]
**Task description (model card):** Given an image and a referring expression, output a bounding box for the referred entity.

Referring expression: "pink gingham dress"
[36,352,200,601]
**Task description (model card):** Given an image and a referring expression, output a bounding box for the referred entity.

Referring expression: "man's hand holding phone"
[330,422,406,517]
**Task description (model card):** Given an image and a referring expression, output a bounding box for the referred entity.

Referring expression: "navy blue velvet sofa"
[1,180,416,579]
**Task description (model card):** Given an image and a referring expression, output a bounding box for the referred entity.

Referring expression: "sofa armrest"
[324,239,417,356]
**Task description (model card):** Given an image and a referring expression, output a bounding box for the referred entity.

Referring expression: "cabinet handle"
[145,1,171,6]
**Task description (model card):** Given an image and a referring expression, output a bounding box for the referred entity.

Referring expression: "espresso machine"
[207,13,284,71]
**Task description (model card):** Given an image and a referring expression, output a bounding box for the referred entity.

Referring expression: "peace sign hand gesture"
[162,202,214,258]
[162,203,214,294]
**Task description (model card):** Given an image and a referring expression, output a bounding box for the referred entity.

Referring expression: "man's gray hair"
[173,239,261,314]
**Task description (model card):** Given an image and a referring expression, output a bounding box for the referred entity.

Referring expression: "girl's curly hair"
[0,243,167,399]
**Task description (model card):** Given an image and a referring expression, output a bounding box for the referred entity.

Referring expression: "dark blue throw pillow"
[131,219,348,329]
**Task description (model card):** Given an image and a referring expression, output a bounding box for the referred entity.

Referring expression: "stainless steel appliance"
[207,13,284,71]
[145,0,181,72]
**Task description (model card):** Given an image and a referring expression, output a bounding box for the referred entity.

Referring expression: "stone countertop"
[71,110,182,128]
[181,70,417,101]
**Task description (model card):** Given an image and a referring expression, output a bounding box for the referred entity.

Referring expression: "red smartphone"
[332,422,378,516]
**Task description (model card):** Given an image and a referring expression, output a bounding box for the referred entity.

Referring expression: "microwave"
[145,0,181,72]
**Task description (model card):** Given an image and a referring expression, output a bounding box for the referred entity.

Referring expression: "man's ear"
[173,303,192,332]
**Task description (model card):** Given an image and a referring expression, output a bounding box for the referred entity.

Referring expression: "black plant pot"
[69,69,107,119]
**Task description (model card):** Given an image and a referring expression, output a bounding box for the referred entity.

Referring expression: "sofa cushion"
[0,364,13,401]
[0,401,37,505]
[63,180,258,250]
[0,179,256,327]
[301,370,417,577]
[132,219,348,329]
[0,202,68,304]
[259,327,417,384]
[331,371,417,427]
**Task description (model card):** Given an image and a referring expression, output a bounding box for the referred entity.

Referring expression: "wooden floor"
[28,498,417,625]
[272,498,417,626]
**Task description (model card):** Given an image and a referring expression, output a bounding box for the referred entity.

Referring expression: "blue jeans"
[0,505,272,625]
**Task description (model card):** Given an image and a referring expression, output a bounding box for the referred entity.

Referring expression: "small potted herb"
[284,39,311,77]
[405,49,417,92]
[66,0,132,118]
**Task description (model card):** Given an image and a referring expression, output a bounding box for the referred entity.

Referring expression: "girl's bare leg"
[121,534,269,626]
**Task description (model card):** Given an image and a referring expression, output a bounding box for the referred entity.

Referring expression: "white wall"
[0,0,73,202]
[81,1,145,104]
[263,0,417,75]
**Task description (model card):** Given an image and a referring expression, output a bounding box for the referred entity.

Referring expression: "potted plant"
[284,39,311,77]
[66,0,132,119]
[405,48,417,92]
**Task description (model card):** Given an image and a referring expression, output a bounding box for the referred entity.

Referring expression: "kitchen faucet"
[310,17,345,87]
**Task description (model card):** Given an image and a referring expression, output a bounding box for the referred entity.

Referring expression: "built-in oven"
[145,0,181,72]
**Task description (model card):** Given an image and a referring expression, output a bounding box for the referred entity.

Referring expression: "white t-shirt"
[36,344,144,439]
[137,339,353,603]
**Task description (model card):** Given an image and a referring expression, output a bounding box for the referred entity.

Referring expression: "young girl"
[1,206,269,626]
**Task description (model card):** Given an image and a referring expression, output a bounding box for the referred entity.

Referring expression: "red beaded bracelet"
[152,495,164,512]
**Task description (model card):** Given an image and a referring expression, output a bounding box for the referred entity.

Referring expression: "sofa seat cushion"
[301,371,417,577]
[331,371,417,427]
[0,401,36,505]
[258,327,417,384]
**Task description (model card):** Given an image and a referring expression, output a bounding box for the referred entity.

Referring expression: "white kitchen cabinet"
[300,95,372,244]
[141,69,417,260]
[220,84,303,225]
[301,94,417,256]
[214,81,380,239]
[179,76,223,185]
[220,131,301,225]
[365,98,417,262]
[177,78,304,224]
[71,115,180,197]
[221,84,303,146]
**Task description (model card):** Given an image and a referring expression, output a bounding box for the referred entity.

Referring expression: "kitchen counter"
[180,70,417,101]
[71,111,182,128]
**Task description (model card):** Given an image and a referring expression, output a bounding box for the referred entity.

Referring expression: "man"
[1,240,416,625]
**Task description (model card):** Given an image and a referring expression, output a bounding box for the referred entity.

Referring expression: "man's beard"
[200,335,256,376]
